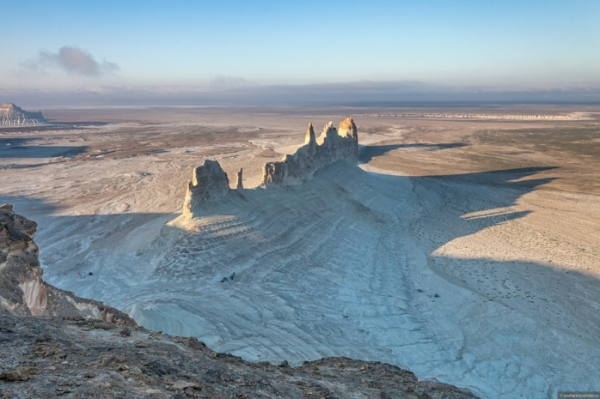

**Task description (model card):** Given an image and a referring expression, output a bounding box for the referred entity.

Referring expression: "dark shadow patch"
[359,143,467,163]
[0,138,88,159]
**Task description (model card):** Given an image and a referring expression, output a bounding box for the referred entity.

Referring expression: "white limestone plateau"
[3,106,600,398]
[0,103,48,126]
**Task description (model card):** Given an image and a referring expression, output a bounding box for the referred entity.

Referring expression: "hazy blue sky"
[1,0,599,105]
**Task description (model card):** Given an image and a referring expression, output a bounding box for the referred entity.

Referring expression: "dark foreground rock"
[0,315,477,399]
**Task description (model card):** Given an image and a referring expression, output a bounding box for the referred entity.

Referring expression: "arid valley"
[1,105,600,398]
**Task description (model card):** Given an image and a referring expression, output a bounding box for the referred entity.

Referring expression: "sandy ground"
[1,105,599,398]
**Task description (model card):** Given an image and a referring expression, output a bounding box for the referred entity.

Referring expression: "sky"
[1,0,599,106]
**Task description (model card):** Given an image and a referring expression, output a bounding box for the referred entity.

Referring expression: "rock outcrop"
[0,103,48,126]
[262,118,358,186]
[183,160,230,215]
[235,168,244,190]
[0,315,478,398]
[0,204,135,326]
[182,119,359,214]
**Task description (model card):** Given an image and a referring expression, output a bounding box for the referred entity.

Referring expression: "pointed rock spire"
[338,118,357,141]
[304,123,316,145]
[183,160,230,214]
[235,168,243,190]
[261,118,359,186]
[305,123,317,156]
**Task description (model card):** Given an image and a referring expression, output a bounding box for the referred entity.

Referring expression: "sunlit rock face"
[262,118,359,186]
[183,118,358,213]
[183,160,230,215]
[0,103,48,126]
[0,204,135,325]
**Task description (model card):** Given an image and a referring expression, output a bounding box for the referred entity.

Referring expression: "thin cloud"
[22,46,119,77]
[209,75,247,88]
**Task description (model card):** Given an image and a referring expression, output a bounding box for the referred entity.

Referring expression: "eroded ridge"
[262,118,358,186]
[182,118,359,214]
[0,204,135,325]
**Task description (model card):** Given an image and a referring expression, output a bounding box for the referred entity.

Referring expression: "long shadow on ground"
[359,142,468,163]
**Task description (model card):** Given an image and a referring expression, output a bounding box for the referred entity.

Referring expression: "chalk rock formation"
[262,118,358,186]
[0,103,48,126]
[183,160,230,214]
[235,168,244,189]
[0,204,136,325]
[182,118,358,213]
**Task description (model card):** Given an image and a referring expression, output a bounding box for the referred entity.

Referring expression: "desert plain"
[1,105,599,398]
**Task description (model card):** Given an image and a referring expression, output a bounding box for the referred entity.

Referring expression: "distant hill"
[0,103,48,126]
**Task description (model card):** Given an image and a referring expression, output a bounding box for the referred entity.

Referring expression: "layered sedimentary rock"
[182,160,230,214]
[182,118,359,214]
[262,118,358,186]
[0,103,48,126]
[0,204,135,325]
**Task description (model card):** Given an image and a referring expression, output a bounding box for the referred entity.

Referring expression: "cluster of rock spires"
[0,204,135,325]
[262,118,358,186]
[0,103,48,126]
[182,118,359,215]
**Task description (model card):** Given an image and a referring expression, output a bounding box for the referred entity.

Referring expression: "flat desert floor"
[1,105,599,398]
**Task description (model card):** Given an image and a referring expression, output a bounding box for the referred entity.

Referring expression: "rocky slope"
[0,204,135,325]
[0,314,477,398]
[0,208,478,398]
[0,103,48,126]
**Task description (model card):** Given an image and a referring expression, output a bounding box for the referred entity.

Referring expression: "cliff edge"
[0,204,135,325]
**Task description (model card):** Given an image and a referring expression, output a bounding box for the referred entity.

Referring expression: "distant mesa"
[182,118,358,215]
[0,103,48,126]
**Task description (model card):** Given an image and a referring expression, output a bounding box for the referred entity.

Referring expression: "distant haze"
[1,0,599,106]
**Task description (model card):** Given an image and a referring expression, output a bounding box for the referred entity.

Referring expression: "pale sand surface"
[1,106,599,398]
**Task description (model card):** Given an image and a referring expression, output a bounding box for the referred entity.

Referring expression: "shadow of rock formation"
[359,142,468,164]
